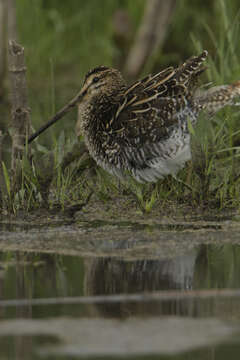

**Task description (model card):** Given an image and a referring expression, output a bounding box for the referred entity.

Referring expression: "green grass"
[1,0,240,214]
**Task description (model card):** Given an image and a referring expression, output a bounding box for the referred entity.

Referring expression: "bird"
[74,51,240,183]
[29,51,240,183]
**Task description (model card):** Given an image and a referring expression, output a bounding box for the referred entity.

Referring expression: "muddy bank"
[0,204,239,258]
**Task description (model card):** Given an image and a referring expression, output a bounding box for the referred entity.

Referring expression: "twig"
[123,0,176,80]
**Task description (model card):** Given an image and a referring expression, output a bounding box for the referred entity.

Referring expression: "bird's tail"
[194,81,240,116]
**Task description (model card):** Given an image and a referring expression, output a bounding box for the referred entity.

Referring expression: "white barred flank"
[92,128,191,183]
[194,81,240,116]
[131,134,191,183]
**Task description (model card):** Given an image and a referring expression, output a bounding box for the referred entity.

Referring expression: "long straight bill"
[27,91,83,145]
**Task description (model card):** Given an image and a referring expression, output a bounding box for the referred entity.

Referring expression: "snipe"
[75,51,240,182]
[28,51,240,183]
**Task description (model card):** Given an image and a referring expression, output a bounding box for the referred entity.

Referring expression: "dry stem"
[7,0,18,41]
[124,0,176,80]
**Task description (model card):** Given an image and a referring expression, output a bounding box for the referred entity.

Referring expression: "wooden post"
[8,40,31,182]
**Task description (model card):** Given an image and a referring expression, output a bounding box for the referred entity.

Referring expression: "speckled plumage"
[76,51,240,183]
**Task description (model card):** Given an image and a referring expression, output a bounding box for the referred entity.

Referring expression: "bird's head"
[77,66,126,103]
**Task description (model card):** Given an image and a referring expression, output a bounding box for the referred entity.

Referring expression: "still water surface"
[0,218,240,359]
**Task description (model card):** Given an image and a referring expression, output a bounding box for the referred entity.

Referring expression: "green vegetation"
[1,0,240,214]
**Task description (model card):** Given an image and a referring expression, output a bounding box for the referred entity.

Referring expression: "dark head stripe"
[85,66,109,80]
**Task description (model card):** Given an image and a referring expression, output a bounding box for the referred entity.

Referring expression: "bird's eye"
[92,76,99,83]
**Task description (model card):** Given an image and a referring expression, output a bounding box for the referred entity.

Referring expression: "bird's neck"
[76,89,123,138]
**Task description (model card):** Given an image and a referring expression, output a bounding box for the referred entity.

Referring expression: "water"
[0,217,240,359]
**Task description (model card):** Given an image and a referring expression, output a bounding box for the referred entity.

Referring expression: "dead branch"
[8,40,31,177]
[7,0,18,41]
[123,0,176,80]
